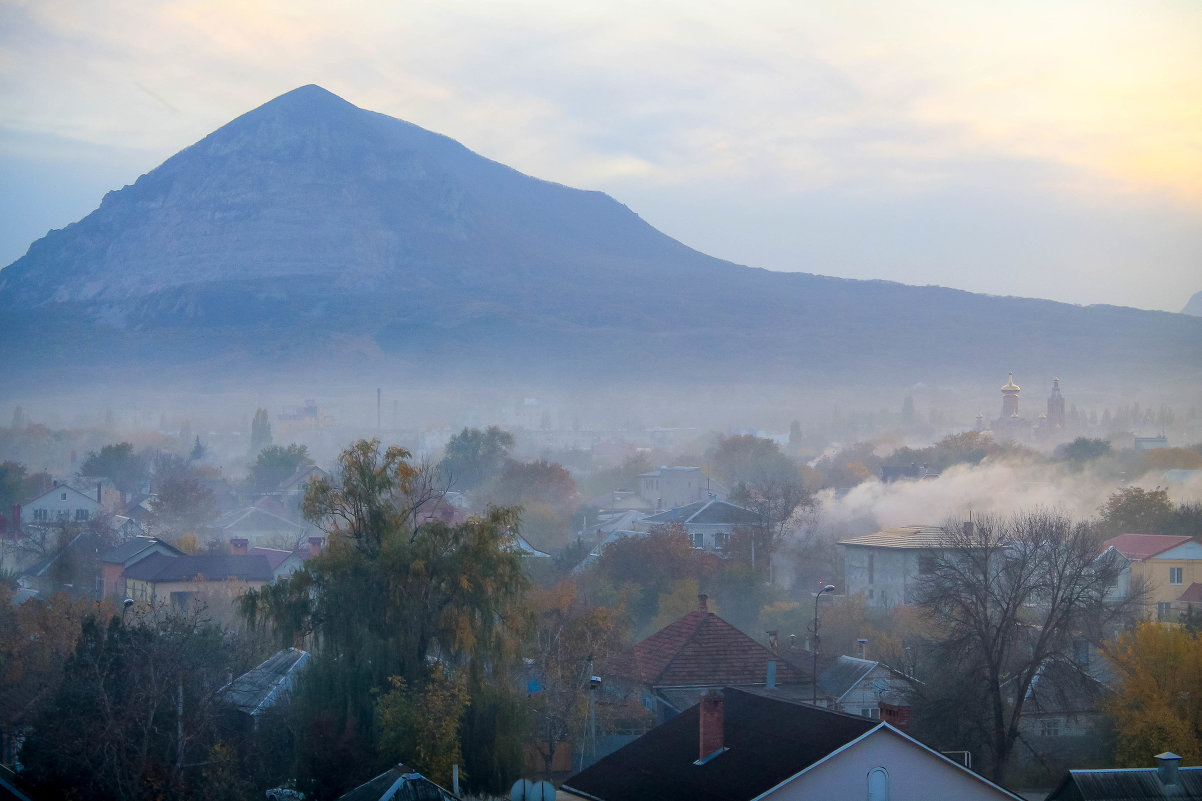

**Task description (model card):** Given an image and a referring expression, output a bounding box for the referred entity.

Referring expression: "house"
[99,536,184,599]
[212,504,309,550]
[1013,658,1112,771]
[810,655,914,721]
[606,595,809,724]
[638,466,726,510]
[332,763,459,801]
[1046,753,1202,800]
[559,687,1025,801]
[122,551,299,609]
[638,498,764,551]
[20,484,100,526]
[840,525,957,608]
[1099,533,1202,619]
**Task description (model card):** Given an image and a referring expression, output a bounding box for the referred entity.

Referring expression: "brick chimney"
[230,538,248,555]
[308,537,323,558]
[697,690,725,763]
[698,594,708,613]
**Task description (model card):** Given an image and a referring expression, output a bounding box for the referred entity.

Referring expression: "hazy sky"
[1,0,1199,311]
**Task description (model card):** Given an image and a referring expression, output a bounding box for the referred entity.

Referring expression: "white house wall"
[761,726,1019,801]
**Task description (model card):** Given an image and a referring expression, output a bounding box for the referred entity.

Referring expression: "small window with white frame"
[1170,567,1183,585]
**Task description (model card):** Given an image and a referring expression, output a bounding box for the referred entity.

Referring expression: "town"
[2,373,1200,800]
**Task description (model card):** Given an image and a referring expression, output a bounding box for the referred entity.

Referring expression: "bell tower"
[1001,372,1020,418]
[1047,377,1065,429]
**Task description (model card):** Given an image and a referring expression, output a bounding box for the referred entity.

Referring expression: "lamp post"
[812,584,835,704]
[121,597,134,624]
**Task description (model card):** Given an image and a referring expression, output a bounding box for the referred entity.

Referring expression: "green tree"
[79,442,147,493]
[148,454,217,539]
[1054,437,1112,463]
[438,426,514,490]
[0,460,28,511]
[242,439,529,796]
[251,444,311,492]
[1098,486,1174,535]
[250,408,272,453]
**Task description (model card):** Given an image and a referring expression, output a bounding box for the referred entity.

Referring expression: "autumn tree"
[914,511,1129,784]
[375,670,471,788]
[1104,622,1202,764]
[0,588,95,752]
[527,581,630,778]
[19,605,236,801]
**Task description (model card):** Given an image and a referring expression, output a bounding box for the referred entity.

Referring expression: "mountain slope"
[1,85,1199,394]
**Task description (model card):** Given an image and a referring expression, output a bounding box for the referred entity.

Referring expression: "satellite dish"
[509,779,557,801]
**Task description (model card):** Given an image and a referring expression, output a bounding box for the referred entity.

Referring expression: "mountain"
[1183,291,1202,317]
[1,85,1199,402]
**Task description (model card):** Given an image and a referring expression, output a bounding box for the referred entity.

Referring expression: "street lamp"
[122,597,134,624]
[812,584,835,704]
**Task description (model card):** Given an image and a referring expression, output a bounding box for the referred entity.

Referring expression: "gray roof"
[817,656,878,701]
[101,536,183,565]
[335,763,459,801]
[1049,766,1202,800]
[643,498,763,527]
[218,648,310,715]
[123,553,274,583]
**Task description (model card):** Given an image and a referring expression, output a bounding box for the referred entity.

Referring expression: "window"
[1158,601,1173,620]
[867,767,889,801]
[1170,567,1183,585]
[918,554,936,575]
[714,532,727,547]
[693,531,704,549]
[60,492,67,501]
[75,508,89,521]
[1039,719,1061,737]
[33,508,48,521]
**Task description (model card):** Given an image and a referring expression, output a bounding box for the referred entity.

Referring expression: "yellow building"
[1100,533,1202,619]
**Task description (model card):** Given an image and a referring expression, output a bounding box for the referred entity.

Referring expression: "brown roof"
[1178,583,1202,604]
[1103,533,1192,561]
[611,599,809,687]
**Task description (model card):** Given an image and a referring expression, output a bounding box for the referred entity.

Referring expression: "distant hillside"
[1,85,1199,399]
[1183,291,1202,317]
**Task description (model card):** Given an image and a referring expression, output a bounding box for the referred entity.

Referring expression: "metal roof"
[218,648,310,716]
[838,525,950,549]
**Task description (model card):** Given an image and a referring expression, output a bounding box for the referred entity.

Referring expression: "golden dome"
[1001,372,1020,392]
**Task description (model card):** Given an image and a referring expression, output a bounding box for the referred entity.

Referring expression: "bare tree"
[915,510,1134,784]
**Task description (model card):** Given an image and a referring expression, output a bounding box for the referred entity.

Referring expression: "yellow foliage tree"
[1104,622,1202,765]
[376,669,470,788]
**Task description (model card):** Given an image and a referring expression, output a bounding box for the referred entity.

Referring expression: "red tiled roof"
[1178,583,1202,604]
[612,607,809,687]
[1102,533,1192,561]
